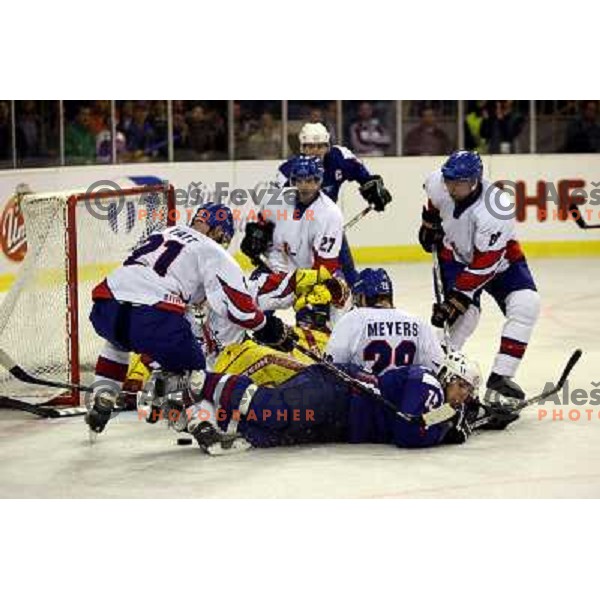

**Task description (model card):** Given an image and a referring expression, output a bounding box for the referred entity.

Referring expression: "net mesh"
[0,185,172,405]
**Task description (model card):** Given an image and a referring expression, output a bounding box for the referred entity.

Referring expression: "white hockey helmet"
[299,122,330,145]
[438,351,482,396]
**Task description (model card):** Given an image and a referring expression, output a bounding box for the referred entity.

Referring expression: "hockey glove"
[294,283,332,312]
[443,414,472,444]
[359,175,392,212]
[253,313,299,353]
[473,401,521,431]
[294,267,350,308]
[431,289,471,328]
[418,206,444,253]
[240,220,275,264]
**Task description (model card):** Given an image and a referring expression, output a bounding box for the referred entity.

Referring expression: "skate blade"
[88,429,98,445]
[205,438,251,456]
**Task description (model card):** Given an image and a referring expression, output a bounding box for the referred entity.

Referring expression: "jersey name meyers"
[366,321,419,338]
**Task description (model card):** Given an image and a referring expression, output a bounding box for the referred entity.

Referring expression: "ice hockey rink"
[0,256,598,499]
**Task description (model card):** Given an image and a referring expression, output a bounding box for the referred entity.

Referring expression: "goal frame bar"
[59,183,176,406]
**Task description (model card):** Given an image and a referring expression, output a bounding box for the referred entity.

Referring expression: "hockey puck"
[177,437,193,446]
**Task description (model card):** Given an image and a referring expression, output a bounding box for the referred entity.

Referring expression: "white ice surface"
[1,257,599,498]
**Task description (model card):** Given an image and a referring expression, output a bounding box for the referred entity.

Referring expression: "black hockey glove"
[443,406,472,445]
[431,289,471,328]
[477,403,521,431]
[418,206,444,253]
[240,220,274,265]
[253,314,298,353]
[359,175,392,212]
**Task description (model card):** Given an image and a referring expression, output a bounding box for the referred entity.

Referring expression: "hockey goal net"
[0,183,175,406]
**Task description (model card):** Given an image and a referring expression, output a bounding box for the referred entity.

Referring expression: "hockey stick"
[0,396,88,418]
[0,348,96,395]
[569,204,600,229]
[291,341,456,428]
[0,347,120,418]
[432,247,451,350]
[471,348,583,430]
[344,206,373,231]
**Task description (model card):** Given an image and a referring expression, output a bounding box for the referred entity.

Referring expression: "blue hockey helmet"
[353,268,394,301]
[289,154,324,182]
[441,151,483,181]
[190,202,235,245]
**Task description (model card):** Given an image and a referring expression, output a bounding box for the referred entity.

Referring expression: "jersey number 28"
[363,340,416,375]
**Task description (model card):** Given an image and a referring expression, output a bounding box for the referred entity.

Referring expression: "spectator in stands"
[206,105,227,158]
[563,101,600,153]
[480,100,525,153]
[16,101,42,160]
[234,102,258,159]
[117,101,134,138]
[123,102,156,160]
[0,101,11,163]
[150,101,169,159]
[349,101,391,156]
[404,105,452,156]
[246,111,282,158]
[173,108,189,150]
[187,104,217,158]
[65,105,96,164]
[95,129,127,163]
[307,105,337,143]
[464,101,488,153]
[89,101,111,135]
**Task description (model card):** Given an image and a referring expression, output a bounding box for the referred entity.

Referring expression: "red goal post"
[0,182,175,407]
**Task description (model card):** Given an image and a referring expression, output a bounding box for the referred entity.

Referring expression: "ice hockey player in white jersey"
[241,154,347,330]
[325,268,444,375]
[419,150,540,407]
[241,154,344,275]
[274,122,392,286]
[86,202,294,434]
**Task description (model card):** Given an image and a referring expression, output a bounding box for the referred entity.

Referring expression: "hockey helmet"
[353,268,394,301]
[299,122,330,146]
[441,151,483,181]
[190,202,235,245]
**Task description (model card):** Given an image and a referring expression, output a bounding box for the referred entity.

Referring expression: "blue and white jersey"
[275,145,372,202]
[348,365,455,448]
[326,307,444,376]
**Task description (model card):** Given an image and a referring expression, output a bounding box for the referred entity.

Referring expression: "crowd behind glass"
[0,100,598,170]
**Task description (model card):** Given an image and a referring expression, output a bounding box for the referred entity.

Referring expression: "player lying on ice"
[419,150,540,410]
[85,202,297,433]
[134,267,519,455]
[145,348,485,455]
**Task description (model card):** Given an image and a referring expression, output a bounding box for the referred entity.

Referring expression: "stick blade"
[0,348,17,371]
[557,348,583,388]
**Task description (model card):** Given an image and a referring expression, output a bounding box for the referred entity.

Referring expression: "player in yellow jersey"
[121,266,348,396]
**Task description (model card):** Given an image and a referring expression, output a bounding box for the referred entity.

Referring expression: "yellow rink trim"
[348,240,600,263]
[1,241,599,293]
[234,239,600,268]
[0,262,120,294]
